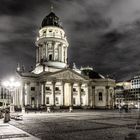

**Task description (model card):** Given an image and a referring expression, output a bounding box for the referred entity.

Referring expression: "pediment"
[48,69,88,81]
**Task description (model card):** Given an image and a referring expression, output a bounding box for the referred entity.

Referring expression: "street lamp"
[2,77,20,113]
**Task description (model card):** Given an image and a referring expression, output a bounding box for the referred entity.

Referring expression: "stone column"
[27,82,30,105]
[106,86,110,109]
[21,82,26,113]
[65,47,67,63]
[62,45,64,62]
[112,89,115,109]
[41,82,45,105]
[52,42,55,61]
[78,83,82,106]
[12,90,15,105]
[63,46,66,63]
[40,45,43,59]
[22,82,25,107]
[13,89,16,106]
[36,82,40,108]
[92,86,96,108]
[52,81,56,106]
[58,44,61,62]
[38,47,40,62]
[43,43,46,59]
[57,44,59,61]
[16,88,20,107]
[70,83,74,106]
[46,43,48,59]
[86,84,91,106]
[60,44,63,62]
[36,47,39,63]
[61,81,65,106]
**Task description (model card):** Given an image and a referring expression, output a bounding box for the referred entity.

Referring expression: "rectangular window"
[73,88,76,92]
[46,97,49,104]
[31,87,35,91]
[99,92,103,101]
[55,87,59,91]
[46,87,50,90]
[81,89,84,92]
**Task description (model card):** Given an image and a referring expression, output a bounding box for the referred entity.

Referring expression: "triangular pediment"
[48,69,88,81]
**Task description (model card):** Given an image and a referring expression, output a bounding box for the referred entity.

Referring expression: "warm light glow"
[2,81,10,87]
[10,77,15,82]
[2,77,21,89]
[15,81,20,87]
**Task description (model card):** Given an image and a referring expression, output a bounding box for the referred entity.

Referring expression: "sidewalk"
[0,119,40,140]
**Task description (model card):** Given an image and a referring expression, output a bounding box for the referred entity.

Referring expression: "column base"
[69,106,73,112]
[10,104,15,113]
[22,107,25,114]
[47,107,51,113]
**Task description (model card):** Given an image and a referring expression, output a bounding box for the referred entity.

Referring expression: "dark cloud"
[0,0,140,81]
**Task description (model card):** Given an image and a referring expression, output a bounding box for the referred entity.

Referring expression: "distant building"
[0,85,11,108]
[115,79,140,108]
[115,82,131,107]
[13,10,116,110]
[131,75,140,89]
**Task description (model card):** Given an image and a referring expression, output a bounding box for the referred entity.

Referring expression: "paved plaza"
[0,119,40,140]
[2,109,139,140]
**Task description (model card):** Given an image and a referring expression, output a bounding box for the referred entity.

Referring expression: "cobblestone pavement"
[9,109,140,140]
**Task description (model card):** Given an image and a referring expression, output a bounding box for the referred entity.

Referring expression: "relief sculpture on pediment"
[51,71,84,80]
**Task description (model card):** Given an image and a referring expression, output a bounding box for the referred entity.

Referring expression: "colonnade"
[40,81,89,106]
[16,81,114,109]
[36,42,67,64]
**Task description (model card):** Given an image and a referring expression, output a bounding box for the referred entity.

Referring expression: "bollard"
[4,110,10,123]
[47,107,51,113]
[22,107,25,114]
[69,106,73,112]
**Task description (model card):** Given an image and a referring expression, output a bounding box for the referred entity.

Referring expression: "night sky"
[0,0,140,81]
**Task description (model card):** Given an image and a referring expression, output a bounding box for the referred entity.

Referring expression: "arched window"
[99,92,103,101]
[43,31,46,36]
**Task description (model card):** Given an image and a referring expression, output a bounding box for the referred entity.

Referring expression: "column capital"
[61,80,65,85]
[78,82,82,86]
[26,81,30,85]
[40,81,46,84]
[52,81,56,85]
[69,82,74,86]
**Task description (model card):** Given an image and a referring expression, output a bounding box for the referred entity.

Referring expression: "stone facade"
[16,69,115,109]
[15,11,115,109]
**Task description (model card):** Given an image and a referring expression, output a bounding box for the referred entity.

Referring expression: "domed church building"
[16,10,115,110]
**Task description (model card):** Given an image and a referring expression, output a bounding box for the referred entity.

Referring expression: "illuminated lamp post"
[2,77,20,113]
